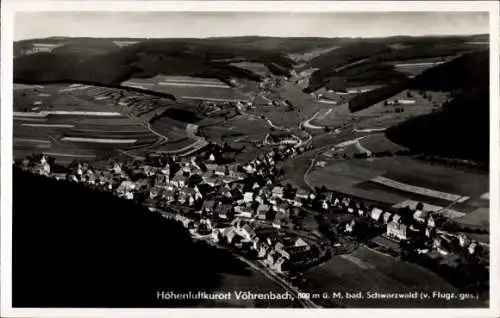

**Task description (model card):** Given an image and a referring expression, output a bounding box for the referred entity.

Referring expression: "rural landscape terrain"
[13,33,490,308]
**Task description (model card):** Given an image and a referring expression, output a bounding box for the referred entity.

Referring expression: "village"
[17,139,489,295]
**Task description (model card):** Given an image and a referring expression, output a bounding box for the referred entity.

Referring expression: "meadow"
[303,246,480,308]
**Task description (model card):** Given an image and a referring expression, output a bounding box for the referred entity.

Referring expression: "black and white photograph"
[1,1,499,317]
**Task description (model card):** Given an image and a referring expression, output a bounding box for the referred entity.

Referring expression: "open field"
[13,84,204,163]
[311,89,446,130]
[387,57,453,77]
[230,62,270,77]
[303,246,479,308]
[306,154,488,217]
[122,75,249,102]
[202,116,270,144]
[258,81,329,128]
[323,133,405,158]
[309,155,489,197]
[456,207,489,229]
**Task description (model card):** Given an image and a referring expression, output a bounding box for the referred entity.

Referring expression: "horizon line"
[15,33,490,42]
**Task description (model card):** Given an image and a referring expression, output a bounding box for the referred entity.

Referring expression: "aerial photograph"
[10,10,490,309]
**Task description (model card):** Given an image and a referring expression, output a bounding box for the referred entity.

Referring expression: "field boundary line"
[371,176,467,202]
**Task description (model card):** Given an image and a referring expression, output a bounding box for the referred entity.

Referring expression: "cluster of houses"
[18,135,482,276]
[216,218,312,273]
[18,142,304,232]
[333,197,482,257]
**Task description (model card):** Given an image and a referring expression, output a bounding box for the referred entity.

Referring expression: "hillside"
[12,168,250,307]
[385,89,489,163]
[348,49,489,113]
[300,36,486,93]
[302,42,390,72]
[307,60,408,93]
[14,39,295,85]
[409,49,489,93]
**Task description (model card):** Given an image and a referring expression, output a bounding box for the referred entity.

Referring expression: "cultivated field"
[13,83,203,163]
[123,75,249,103]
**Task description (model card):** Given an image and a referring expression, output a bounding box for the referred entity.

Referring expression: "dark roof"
[202,200,215,210]
[197,184,214,195]
[371,235,401,251]
[216,203,232,215]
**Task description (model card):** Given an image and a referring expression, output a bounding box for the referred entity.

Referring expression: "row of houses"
[219,218,312,273]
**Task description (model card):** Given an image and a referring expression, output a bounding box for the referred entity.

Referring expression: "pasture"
[311,89,447,130]
[303,246,479,308]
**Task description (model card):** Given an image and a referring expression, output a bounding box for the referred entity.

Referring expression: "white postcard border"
[1,1,499,318]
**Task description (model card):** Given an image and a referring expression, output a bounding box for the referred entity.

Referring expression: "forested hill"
[409,49,489,93]
[385,89,489,164]
[12,168,248,307]
[14,39,295,85]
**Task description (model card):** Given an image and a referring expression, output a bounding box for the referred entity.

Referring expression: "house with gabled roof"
[370,208,384,222]
[382,212,393,224]
[240,224,257,241]
[244,192,254,203]
[215,165,227,176]
[171,174,187,188]
[234,206,253,218]
[295,189,309,200]
[256,203,270,220]
[201,200,215,213]
[272,186,284,198]
[216,203,233,219]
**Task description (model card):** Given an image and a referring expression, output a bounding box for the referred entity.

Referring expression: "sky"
[15,11,489,40]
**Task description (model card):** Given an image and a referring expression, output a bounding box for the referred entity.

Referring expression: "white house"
[244,192,254,203]
[370,208,384,222]
[272,186,284,198]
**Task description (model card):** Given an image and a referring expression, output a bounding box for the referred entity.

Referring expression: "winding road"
[155,207,321,308]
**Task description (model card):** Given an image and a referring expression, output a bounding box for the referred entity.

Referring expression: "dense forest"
[385,89,489,163]
[14,39,295,85]
[12,168,252,307]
